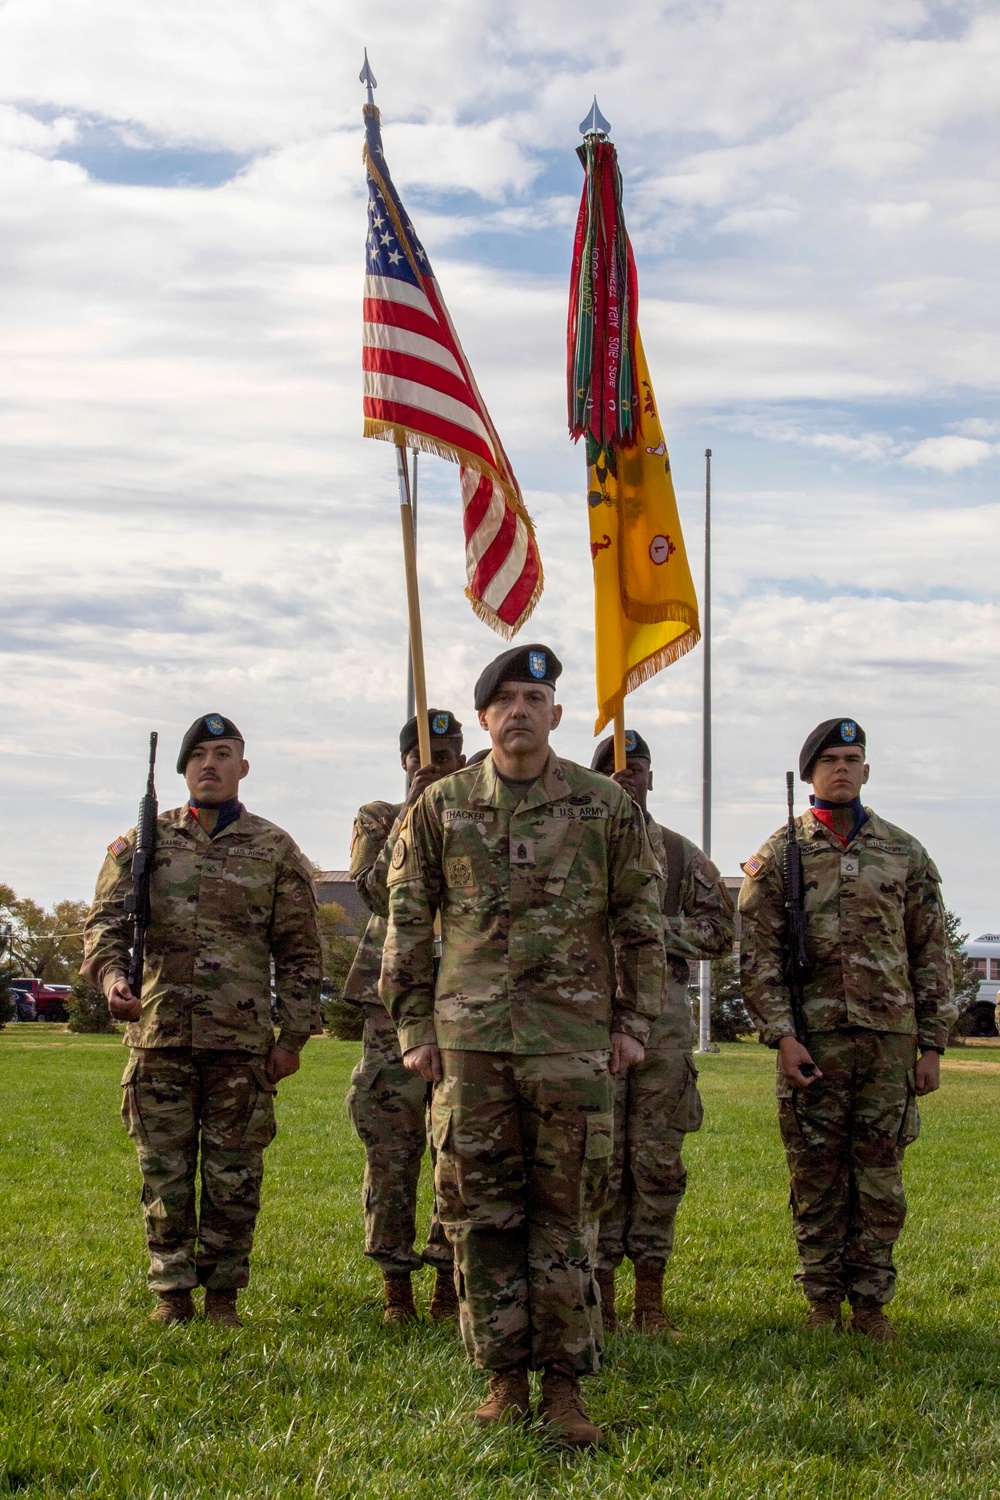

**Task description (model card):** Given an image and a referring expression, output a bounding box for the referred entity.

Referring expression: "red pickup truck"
[11,978,71,1022]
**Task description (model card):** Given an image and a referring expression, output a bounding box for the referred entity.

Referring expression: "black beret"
[465,748,491,767]
[590,729,652,774]
[474,644,562,711]
[176,713,244,774]
[799,718,866,780]
[399,709,463,757]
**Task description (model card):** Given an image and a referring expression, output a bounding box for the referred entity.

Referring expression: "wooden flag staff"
[395,439,432,768]
[613,707,626,772]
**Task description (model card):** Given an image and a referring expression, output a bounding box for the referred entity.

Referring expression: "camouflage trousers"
[778,1029,920,1306]
[345,1007,451,1274]
[432,1049,613,1377]
[597,1048,703,1272]
[120,1047,276,1293]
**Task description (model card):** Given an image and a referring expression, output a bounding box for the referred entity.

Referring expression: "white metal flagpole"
[697,447,714,1055]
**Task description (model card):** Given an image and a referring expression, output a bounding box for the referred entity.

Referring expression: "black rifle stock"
[783,771,816,1077]
[124,732,158,998]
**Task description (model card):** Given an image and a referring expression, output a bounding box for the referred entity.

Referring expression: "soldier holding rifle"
[739,719,955,1340]
[83,714,322,1327]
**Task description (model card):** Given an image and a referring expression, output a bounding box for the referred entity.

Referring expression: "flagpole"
[396,440,432,768]
[405,448,418,724]
[613,706,626,772]
[697,447,713,1055]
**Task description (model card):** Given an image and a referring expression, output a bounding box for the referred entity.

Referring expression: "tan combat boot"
[382,1271,417,1325]
[805,1299,843,1331]
[631,1262,681,1339]
[539,1369,602,1448]
[471,1363,531,1426]
[148,1290,196,1325]
[849,1302,895,1344]
[205,1289,243,1328]
[595,1268,618,1333]
[429,1267,459,1323]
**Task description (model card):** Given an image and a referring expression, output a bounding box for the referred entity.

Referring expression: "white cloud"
[903,435,996,471]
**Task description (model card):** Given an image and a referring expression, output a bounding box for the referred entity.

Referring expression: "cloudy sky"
[1,0,998,937]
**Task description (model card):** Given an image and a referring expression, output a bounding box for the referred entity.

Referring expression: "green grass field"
[0,1033,997,1499]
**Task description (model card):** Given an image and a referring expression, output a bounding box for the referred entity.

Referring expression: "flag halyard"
[362,103,542,637]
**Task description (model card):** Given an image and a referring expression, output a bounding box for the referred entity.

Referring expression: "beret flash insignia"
[742,854,763,877]
[205,714,226,736]
[432,713,450,735]
[840,721,857,743]
[528,650,547,679]
[624,730,638,753]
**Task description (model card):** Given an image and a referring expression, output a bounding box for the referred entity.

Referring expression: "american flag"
[362,104,543,638]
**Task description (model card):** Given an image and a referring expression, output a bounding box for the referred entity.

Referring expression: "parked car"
[11,978,71,1023]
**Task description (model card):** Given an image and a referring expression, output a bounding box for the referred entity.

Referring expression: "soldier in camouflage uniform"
[590,731,735,1336]
[83,713,322,1328]
[344,709,464,1324]
[739,718,955,1341]
[381,645,665,1447]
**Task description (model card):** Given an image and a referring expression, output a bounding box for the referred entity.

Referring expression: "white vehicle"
[960,934,1000,1036]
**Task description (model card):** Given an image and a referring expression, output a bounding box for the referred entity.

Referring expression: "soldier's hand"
[609,768,640,803]
[403,1043,443,1083]
[778,1035,822,1088]
[914,1050,941,1095]
[610,1032,644,1074]
[107,979,141,1022]
[265,1045,301,1085]
[403,764,446,809]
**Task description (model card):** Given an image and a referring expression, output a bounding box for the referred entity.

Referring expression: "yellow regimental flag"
[588,330,700,733]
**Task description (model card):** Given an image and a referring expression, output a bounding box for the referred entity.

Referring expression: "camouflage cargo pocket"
[429,1102,462,1225]
[581,1111,614,1217]
[345,1056,383,1144]
[242,1064,277,1150]
[897,1068,921,1150]
[120,1054,147,1146]
[667,1057,704,1133]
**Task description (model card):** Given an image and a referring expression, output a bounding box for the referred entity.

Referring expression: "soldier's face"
[184,740,249,804]
[611,756,652,810]
[810,746,869,804]
[401,739,465,779]
[478,682,562,756]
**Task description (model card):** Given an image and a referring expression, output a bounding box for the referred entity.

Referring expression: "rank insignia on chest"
[510,837,536,866]
[841,855,860,879]
[742,854,763,877]
[108,835,129,859]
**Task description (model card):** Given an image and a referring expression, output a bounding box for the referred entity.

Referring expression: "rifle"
[124,732,158,998]
[783,771,815,1077]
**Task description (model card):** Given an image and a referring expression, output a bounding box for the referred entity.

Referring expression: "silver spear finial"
[359,49,377,106]
[579,96,611,137]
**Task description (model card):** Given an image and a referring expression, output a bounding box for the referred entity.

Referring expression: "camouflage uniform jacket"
[342,799,404,1008]
[381,750,665,1056]
[645,821,735,1050]
[738,807,955,1051]
[83,805,323,1054]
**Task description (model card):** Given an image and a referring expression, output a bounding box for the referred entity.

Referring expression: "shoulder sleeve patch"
[741,854,764,877]
[108,835,129,859]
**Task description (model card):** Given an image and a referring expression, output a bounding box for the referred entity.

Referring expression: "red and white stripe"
[363,273,542,637]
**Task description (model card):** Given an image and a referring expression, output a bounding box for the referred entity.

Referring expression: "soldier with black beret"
[343,708,465,1325]
[739,718,955,1340]
[381,645,665,1446]
[590,730,734,1337]
[83,714,322,1327]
